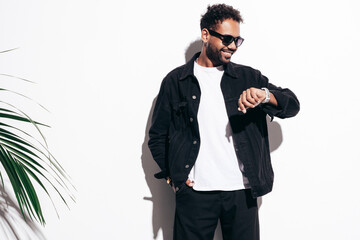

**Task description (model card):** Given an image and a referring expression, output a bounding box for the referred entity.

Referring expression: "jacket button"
[189,117,193,122]
[185,164,189,168]
[192,95,197,99]
[193,140,197,144]
[175,187,179,191]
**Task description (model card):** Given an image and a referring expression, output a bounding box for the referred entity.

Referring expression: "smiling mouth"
[222,49,234,58]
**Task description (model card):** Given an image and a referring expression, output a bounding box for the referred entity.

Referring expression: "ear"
[201,28,210,43]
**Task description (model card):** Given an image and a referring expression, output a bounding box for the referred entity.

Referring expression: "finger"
[238,93,247,113]
[241,90,254,109]
[186,179,194,187]
[250,88,261,104]
[246,89,257,107]
[256,88,266,103]
[238,94,244,111]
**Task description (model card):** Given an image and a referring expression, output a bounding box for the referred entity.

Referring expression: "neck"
[197,50,221,68]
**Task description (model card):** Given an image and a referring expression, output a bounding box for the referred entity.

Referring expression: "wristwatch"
[261,87,270,103]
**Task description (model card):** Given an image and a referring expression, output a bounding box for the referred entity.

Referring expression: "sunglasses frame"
[207,29,244,47]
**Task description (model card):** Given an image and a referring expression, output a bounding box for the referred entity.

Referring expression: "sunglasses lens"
[222,36,234,45]
[235,38,241,47]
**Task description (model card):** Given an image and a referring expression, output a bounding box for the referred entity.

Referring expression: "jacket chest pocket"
[171,101,189,130]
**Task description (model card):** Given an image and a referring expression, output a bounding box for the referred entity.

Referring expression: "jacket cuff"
[260,89,291,120]
[154,170,168,179]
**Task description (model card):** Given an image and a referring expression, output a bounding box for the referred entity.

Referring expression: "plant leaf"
[0,85,75,224]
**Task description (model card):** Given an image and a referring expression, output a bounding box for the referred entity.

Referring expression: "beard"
[205,41,233,66]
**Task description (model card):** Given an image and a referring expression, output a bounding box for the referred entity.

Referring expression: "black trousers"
[174,186,259,240]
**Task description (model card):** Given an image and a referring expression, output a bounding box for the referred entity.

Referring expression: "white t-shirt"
[188,61,249,191]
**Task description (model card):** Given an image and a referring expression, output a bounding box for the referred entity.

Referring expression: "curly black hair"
[200,4,243,30]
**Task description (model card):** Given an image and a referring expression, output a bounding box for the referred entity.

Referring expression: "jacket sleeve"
[258,72,300,120]
[148,78,171,179]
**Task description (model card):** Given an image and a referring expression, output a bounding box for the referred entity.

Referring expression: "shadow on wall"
[0,185,46,240]
[141,97,175,240]
[141,39,283,240]
[184,39,203,63]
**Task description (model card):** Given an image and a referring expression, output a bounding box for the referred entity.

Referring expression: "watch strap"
[261,87,270,103]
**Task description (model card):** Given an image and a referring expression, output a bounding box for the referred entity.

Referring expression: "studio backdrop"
[0,0,359,239]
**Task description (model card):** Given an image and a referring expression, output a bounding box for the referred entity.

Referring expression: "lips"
[222,49,233,59]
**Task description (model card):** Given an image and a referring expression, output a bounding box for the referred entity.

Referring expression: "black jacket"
[148,53,300,198]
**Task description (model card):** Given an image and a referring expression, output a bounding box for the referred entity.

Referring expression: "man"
[148,4,299,240]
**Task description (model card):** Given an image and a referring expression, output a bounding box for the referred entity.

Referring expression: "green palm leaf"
[1,48,74,225]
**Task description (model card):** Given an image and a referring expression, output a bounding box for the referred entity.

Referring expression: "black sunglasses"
[207,29,244,47]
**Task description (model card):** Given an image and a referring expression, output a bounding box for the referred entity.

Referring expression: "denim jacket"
[148,53,300,198]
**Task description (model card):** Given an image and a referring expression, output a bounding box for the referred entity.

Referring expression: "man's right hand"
[186,179,194,187]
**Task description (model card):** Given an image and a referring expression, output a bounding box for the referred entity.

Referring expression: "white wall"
[1,0,359,239]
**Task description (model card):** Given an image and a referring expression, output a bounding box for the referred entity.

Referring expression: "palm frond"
[0,48,19,54]
[0,59,74,225]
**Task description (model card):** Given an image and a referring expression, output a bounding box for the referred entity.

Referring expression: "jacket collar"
[179,52,239,80]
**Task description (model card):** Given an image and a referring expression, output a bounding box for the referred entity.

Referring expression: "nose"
[228,40,237,50]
